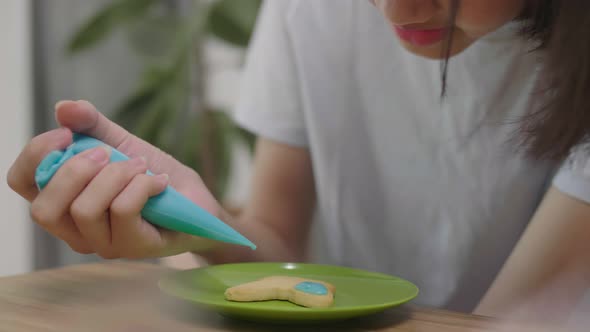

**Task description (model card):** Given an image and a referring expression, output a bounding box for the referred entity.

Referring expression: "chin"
[398,38,475,60]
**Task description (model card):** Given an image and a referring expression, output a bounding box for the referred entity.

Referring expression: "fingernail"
[155,173,169,186]
[85,146,111,162]
[58,126,70,134]
[56,126,71,139]
[55,100,73,110]
[76,100,94,108]
[55,127,73,147]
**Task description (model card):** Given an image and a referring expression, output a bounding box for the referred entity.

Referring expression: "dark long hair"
[442,0,590,161]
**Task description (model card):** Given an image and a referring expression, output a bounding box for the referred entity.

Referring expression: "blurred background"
[0,0,262,276]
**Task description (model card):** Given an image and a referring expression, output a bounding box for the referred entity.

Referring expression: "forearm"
[475,246,590,322]
[196,138,315,265]
[475,187,590,323]
[198,209,307,264]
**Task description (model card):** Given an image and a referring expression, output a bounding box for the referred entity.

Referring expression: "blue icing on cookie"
[295,281,328,295]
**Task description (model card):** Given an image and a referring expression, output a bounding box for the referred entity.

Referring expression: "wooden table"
[0,261,547,331]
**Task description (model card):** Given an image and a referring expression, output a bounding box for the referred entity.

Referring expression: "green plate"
[158,262,419,323]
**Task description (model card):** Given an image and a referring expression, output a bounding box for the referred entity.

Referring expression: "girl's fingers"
[7,128,72,201]
[30,146,110,231]
[29,146,110,256]
[51,214,95,255]
[109,173,169,258]
[70,157,148,258]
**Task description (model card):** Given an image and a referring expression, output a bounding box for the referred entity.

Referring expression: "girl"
[7,0,590,322]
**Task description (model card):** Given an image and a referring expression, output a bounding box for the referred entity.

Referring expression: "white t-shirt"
[233,0,590,312]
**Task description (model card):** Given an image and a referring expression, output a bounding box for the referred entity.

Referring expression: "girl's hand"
[7,100,221,259]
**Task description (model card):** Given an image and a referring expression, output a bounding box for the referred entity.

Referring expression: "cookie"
[224,276,335,308]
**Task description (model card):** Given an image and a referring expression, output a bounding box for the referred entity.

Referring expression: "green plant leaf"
[67,0,261,200]
[234,127,257,153]
[207,0,262,47]
[212,111,235,197]
[125,14,183,58]
[190,110,232,198]
[111,67,169,129]
[179,116,203,175]
[112,54,189,127]
[133,96,175,146]
[67,0,158,54]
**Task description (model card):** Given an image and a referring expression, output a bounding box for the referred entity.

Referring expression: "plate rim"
[158,262,419,317]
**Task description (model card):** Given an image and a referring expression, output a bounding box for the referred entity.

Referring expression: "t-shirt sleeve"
[552,143,590,203]
[232,0,307,147]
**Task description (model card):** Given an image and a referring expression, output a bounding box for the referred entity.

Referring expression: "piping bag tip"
[35,133,257,250]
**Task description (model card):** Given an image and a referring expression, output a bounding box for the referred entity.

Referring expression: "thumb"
[55,100,128,146]
[55,100,222,216]
[54,100,164,168]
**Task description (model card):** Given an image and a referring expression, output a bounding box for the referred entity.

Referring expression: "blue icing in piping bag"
[35,133,256,250]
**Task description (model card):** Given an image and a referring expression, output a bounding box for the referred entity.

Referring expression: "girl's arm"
[199,137,316,264]
[475,186,590,323]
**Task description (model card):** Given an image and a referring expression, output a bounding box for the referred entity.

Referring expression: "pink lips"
[393,25,448,47]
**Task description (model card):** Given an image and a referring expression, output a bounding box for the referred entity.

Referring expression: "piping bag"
[35,133,256,250]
